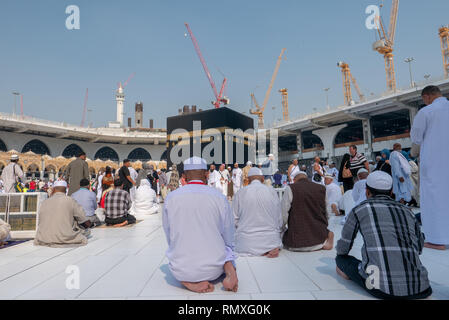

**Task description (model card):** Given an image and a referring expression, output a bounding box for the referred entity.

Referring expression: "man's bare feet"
[181,281,215,293]
[323,231,334,250]
[424,243,447,251]
[223,261,238,292]
[112,221,128,228]
[264,248,280,258]
[336,266,350,280]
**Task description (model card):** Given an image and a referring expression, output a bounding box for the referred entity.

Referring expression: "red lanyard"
[188,181,206,185]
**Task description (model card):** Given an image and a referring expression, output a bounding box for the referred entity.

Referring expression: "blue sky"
[1,0,448,128]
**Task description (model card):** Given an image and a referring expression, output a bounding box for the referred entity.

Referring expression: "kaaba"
[166,107,255,169]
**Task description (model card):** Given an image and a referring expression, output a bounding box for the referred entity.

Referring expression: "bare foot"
[424,243,447,251]
[322,231,334,250]
[264,248,280,258]
[336,266,350,280]
[112,221,128,228]
[223,261,238,292]
[181,281,215,293]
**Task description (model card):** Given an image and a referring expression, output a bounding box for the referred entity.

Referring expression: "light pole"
[12,92,20,115]
[404,57,415,88]
[324,88,330,109]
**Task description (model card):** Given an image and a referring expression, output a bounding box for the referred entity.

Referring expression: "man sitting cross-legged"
[162,157,238,294]
[104,179,137,227]
[336,171,432,300]
[281,168,334,252]
[232,167,283,258]
[34,180,92,248]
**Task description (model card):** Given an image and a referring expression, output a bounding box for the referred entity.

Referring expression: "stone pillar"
[312,124,347,160]
[296,131,303,160]
[362,119,373,159]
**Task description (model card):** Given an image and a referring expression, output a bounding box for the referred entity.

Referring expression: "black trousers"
[105,214,136,226]
[336,255,432,300]
[342,178,354,193]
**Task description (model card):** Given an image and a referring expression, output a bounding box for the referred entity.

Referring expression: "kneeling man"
[162,157,238,294]
[281,168,334,251]
[232,167,283,258]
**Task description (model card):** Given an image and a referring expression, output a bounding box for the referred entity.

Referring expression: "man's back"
[1,163,23,192]
[337,195,429,296]
[72,188,97,217]
[163,184,234,282]
[233,180,282,256]
[104,188,131,219]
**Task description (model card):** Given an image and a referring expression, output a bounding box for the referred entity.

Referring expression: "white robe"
[162,181,235,282]
[352,179,367,206]
[411,96,449,244]
[232,180,283,256]
[325,183,342,215]
[390,151,413,202]
[208,170,221,190]
[129,167,138,202]
[130,180,159,216]
[219,169,230,197]
[232,168,243,194]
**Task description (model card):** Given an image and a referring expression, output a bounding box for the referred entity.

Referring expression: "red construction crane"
[185,23,229,108]
[80,88,89,127]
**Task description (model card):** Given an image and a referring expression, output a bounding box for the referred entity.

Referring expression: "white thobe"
[232,168,243,194]
[390,151,413,202]
[96,174,104,202]
[129,167,138,202]
[162,181,235,282]
[130,180,159,216]
[411,96,449,244]
[219,170,230,197]
[0,163,24,193]
[208,170,221,190]
[327,167,340,185]
[232,180,283,256]
[352,179,367,206]
[325,183,342,215]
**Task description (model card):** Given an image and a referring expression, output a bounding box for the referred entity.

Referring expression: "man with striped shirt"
[349,145,370,178]
[336,171,432,300]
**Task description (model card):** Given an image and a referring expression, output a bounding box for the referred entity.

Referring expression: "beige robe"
[0,218,11,242]
[65,158,89,196]
[34,192,89,248]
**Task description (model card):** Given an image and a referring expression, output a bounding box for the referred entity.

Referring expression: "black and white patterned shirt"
[104,189,131,219]
[336,195,430,296]
[350,152,368,175]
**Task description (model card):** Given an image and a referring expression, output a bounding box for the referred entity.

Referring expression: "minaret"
[116,83,125,127]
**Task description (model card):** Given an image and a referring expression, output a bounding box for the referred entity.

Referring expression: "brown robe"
[65,158,89,196]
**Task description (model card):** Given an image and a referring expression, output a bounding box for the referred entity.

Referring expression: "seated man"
[163,157,238,294]
[104,179,136,227]
[281,168,334,252]
[352,168,369,206]
[71,178,101,227]
[130,178,159,216]
[232,167,283,258]
[0,218,11,246]
[34,180,92,248]
[325,174,342,217]
[336,171,432,300]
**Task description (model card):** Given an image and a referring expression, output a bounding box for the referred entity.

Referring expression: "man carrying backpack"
[1,154,24,193]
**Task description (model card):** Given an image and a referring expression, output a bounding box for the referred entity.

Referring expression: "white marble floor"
[1,209,448,300]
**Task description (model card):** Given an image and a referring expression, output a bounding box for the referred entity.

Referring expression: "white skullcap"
[357,168,369,175]
[324,173,334,180]
[183,157,207,171]
[291,167,307,180]
[248,167,263,177]
[268,154,274,158]
[53,180,68,188]
[10,154,19,160]
[246,161,252,166]
[366,171,393,191]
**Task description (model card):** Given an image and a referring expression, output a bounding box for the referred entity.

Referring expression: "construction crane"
[279,88,289,121]
[250,48,286,129]
[372,0,399,92]
[80,88,89,127]
[185,23,229,109]
[337,62,366,105]
[439,26,449,78]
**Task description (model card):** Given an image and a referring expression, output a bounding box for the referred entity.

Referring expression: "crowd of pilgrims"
[0,85,448,300]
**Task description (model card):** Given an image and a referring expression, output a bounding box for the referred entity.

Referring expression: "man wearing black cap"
[336,171,432,300]
[65,151,90,196]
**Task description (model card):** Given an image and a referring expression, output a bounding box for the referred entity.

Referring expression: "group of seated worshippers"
[336,171,432,300]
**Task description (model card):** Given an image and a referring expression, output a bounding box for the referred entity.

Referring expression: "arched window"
[22,139,51,156]
[0,139,7,152]
[94,147,119,162]
[62,144,85,158]
[160,150,168,161]
[128,148,151,162]
[302,131,324,150]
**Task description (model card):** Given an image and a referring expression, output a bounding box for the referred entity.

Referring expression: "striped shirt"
[104,188,131,219]
[350,152,368,175]
[336,195,430,296]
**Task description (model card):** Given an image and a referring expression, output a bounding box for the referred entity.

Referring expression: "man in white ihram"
[411,85,449,250]
[162,157,238,293]
[232,167,283,258]
[231,163,243,195]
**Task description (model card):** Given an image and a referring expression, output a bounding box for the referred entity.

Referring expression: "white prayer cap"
[53,180,68,188]
[246,161,252,166]
[357,168,369,175]
[268,154,274,158]
[183,157,207,171]
[10,154,19,160]
[291,167,307,180]
[248,167,263,177]
[366,171,393,191]
[324,173,334,180]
